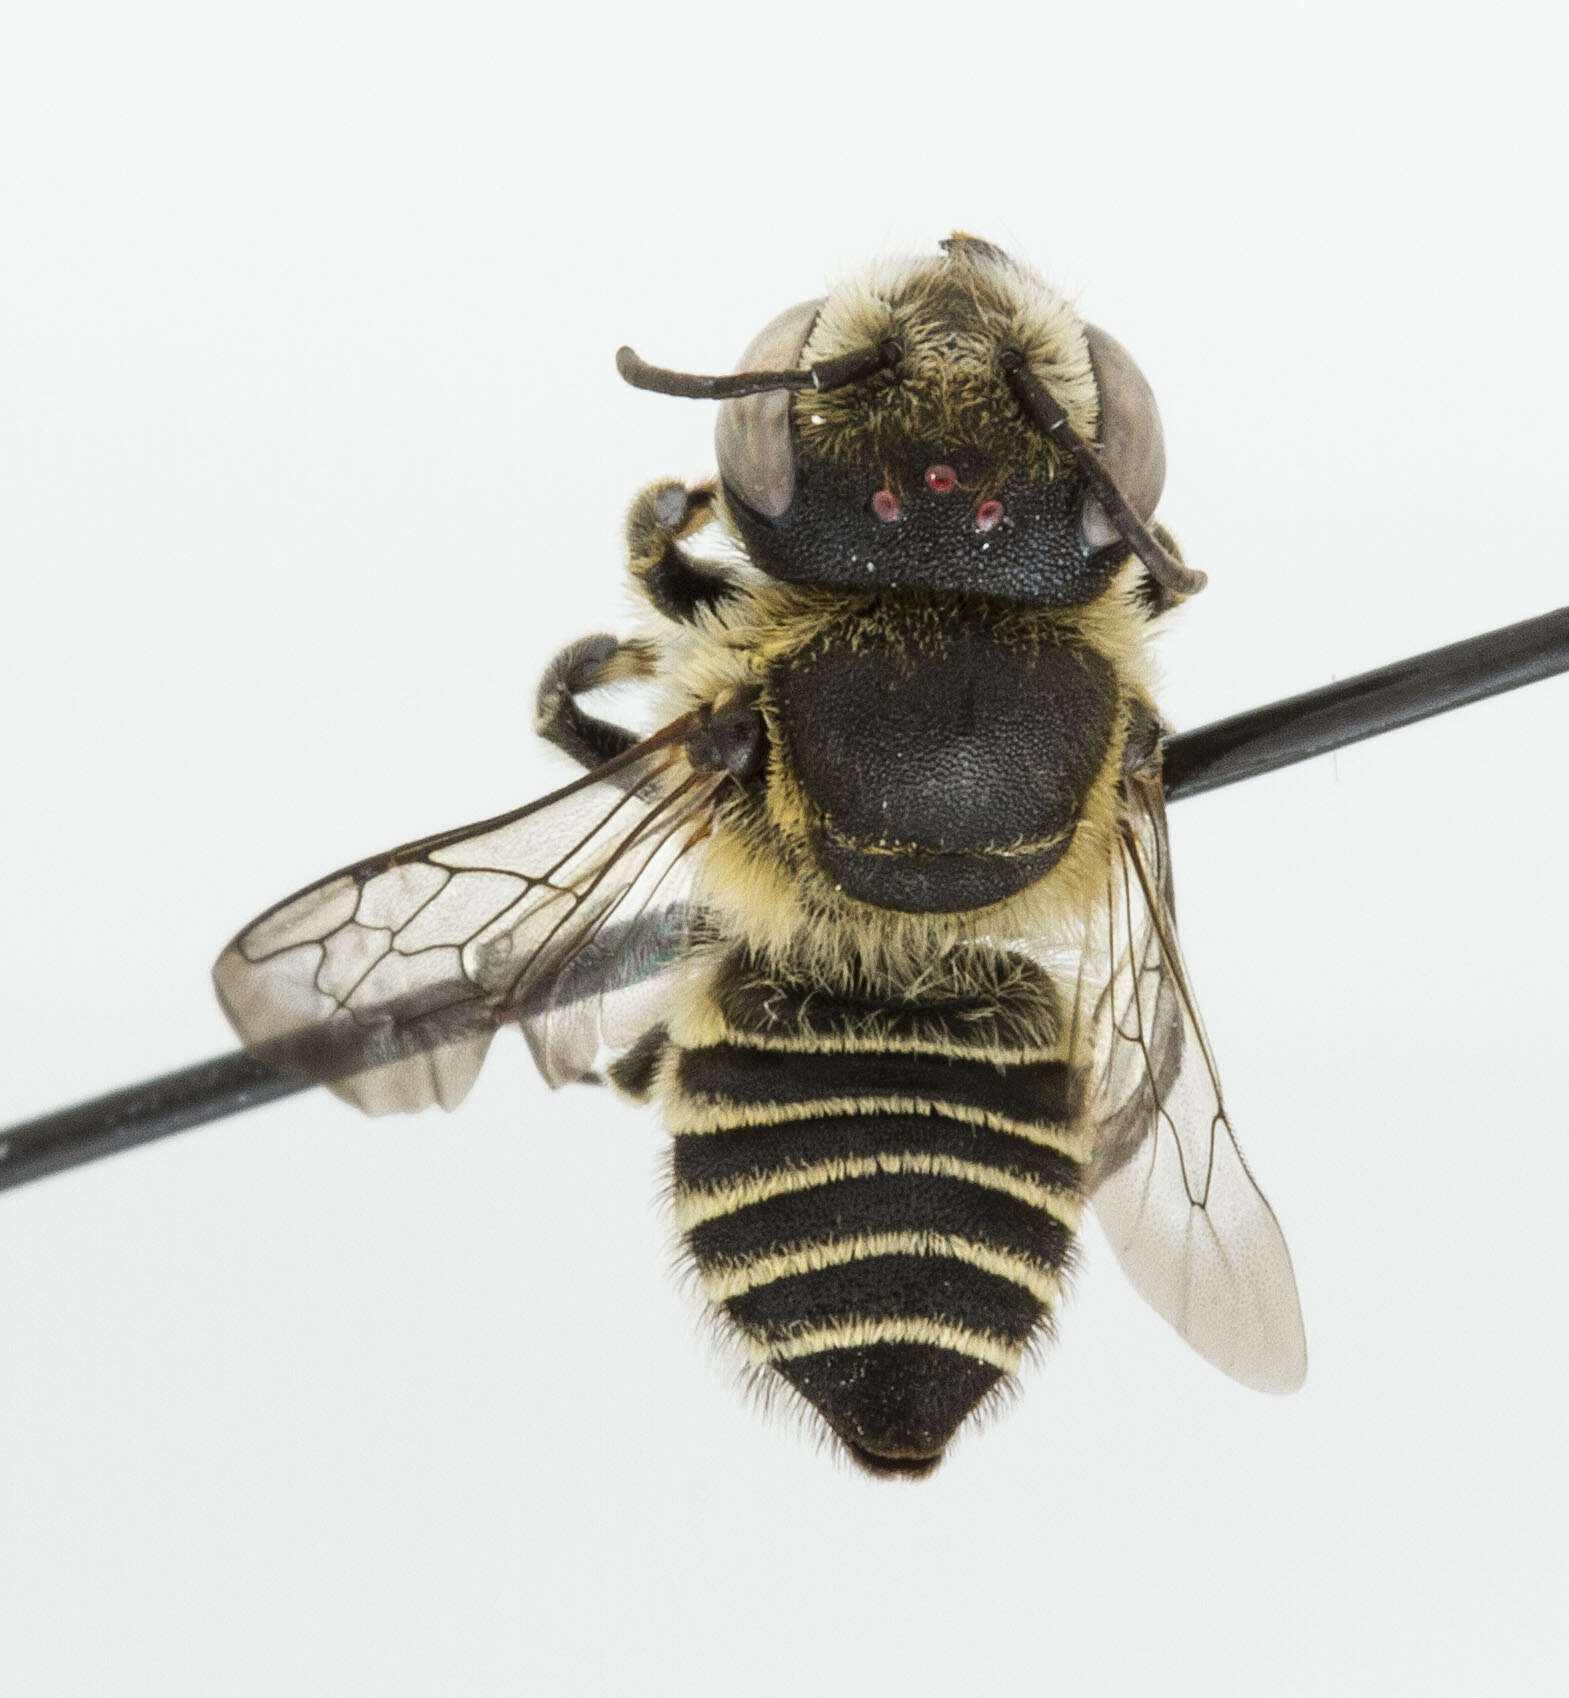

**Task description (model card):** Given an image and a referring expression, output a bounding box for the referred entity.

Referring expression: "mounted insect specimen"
[4,237,1563,1476]
[208,235,1300,1475]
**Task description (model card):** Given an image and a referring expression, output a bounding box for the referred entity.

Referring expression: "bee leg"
[1133,524,1190,620]
[533,633,656,770]
[606,1024,669,1103]
[1122,696,1166,775]
[627,479,737,625]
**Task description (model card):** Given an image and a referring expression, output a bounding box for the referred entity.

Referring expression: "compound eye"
[1081,323,1167,551]
[714,298,825,519]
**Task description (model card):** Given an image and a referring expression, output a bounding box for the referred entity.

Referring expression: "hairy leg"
[533,632,656,770]
[626,479,738,625]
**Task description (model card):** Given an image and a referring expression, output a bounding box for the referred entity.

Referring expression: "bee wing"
[512,894,704,1090]
[213,713,722,1116]
[1082,766,1308,1393]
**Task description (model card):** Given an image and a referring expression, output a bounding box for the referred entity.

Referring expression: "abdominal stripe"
[660,944,1085,1460]
[669,1041,1082,1366]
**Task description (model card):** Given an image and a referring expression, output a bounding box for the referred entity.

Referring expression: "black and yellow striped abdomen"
[657,945,1086,1475]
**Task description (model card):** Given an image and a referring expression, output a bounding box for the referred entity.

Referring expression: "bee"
[213,234,1306,1476]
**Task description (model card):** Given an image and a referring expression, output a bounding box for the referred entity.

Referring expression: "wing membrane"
[214,714,719,1115]
[1084,766,1307,1393]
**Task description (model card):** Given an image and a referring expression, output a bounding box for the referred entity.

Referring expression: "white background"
[2,4,1565,1694]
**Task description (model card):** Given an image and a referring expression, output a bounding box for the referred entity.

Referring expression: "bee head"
[618,237,1201,604]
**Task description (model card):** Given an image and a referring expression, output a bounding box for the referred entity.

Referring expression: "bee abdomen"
[664,969,1083,1474]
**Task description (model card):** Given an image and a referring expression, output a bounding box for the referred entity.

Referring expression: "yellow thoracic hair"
[653,568,1156,987]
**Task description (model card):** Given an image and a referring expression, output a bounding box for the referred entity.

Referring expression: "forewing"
[213,715,719,1115]
[1084,767,1308,1393]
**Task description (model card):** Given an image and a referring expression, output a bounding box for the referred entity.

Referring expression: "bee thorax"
[769,604,1118,913]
